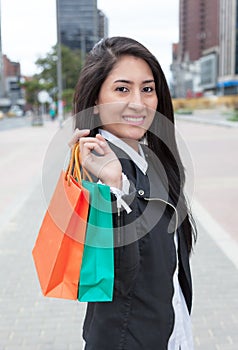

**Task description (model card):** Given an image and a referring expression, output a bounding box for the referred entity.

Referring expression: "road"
[0,116,32,131]
[177,120,238,243]
[177,119,238,350]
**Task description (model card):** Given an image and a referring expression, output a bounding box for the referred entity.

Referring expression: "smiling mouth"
[123,116,145,124]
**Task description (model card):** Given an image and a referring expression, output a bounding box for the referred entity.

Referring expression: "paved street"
[177,119,238,243]
[0,118,86,350]
[176,117,238,350]
[0,114,238,349]
[0,115,31,131]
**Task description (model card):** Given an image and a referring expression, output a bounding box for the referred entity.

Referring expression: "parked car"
[7,105,24,117]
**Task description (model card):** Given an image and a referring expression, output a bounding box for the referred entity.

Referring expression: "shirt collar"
[99,129,148,175]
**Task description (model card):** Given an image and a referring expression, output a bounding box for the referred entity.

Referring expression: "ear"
[93,103,99,114]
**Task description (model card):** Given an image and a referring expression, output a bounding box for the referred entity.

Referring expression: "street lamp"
[56,0,64,127]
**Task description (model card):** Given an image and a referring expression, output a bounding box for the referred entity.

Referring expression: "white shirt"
[99,129,194,350]
[168,233,194,350]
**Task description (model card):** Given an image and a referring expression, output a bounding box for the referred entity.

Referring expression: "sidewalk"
[0,118,86,350]
[0,179,86,350]
[0,118,237,349]
[175,108,238,128]
[191,211,238,350]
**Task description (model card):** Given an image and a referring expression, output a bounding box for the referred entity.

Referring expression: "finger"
[80,144,105,173]
[80,140,105,159]
[68,128,90,147]
[95,134,113,155]
[80,136,104,144]
[83,142,105,155]
[80,136,107,149]
[95,134,106,143]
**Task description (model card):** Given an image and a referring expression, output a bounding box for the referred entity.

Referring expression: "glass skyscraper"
[57,0,107,54]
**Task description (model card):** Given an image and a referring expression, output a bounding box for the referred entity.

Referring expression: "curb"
[192,200,238,270]
[175,114,238,128]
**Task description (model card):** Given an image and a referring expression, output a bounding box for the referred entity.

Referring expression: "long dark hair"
[73,36,197,253]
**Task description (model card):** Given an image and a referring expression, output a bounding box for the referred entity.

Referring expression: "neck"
[122,138,139,152]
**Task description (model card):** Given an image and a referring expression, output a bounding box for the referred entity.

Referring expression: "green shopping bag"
[78,180,114,302]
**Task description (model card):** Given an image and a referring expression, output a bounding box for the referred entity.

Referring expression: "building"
[1,55,25,110]
[179,0,219,62]
[0,2,5,100]
[98,9,108,39]
[57,0,108,57]
[0,2,25,110]
[171,0,220,97]
[218,0,238,95]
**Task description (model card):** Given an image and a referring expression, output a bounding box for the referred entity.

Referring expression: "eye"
[115,86,129,92]
[142,86,154,93]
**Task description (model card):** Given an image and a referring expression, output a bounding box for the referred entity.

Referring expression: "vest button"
[138,189,144,196]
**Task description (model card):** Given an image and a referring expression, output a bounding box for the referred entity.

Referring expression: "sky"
[1,0,179,82]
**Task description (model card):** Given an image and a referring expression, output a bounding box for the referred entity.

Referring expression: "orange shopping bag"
[32,144,90,299]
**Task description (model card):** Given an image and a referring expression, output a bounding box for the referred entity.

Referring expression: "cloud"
[1,0,56,74]
[98,0,179,80]
[1,0,179,80]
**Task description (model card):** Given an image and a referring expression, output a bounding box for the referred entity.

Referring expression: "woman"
[70,37,197,350]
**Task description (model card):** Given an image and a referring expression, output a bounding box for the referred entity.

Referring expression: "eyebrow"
[113,79,155,84]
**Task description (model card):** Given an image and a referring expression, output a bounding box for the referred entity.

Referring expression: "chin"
[126,129,146,141]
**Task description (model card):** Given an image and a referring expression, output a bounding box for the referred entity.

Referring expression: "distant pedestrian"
[69,36,197,349]
[49,103,56,121]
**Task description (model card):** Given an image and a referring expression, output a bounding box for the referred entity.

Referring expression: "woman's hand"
[80,134,122,189]
[68,128,90,148]
[68,129,122,189]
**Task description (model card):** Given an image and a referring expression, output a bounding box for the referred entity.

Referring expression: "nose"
[128,91,145,112]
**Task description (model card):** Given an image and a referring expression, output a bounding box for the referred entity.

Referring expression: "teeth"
[124,117,144,122]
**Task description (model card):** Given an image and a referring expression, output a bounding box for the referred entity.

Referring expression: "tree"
[35,45,82,91]
[21,76,49,109]
[23,45,82,111]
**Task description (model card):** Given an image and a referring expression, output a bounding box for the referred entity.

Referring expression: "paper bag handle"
[65,143,93,184]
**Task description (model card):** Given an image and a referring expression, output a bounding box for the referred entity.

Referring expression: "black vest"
[83,144,192,350]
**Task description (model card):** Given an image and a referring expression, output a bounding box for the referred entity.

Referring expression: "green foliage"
[21,77,48,106]
[62,88,75,113]
[175,108,193,115]
[23,45,82,108]
[35,45,82,90]
[227,109,238,122]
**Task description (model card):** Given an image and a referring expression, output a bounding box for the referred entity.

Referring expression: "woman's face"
[95,55,158,145]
